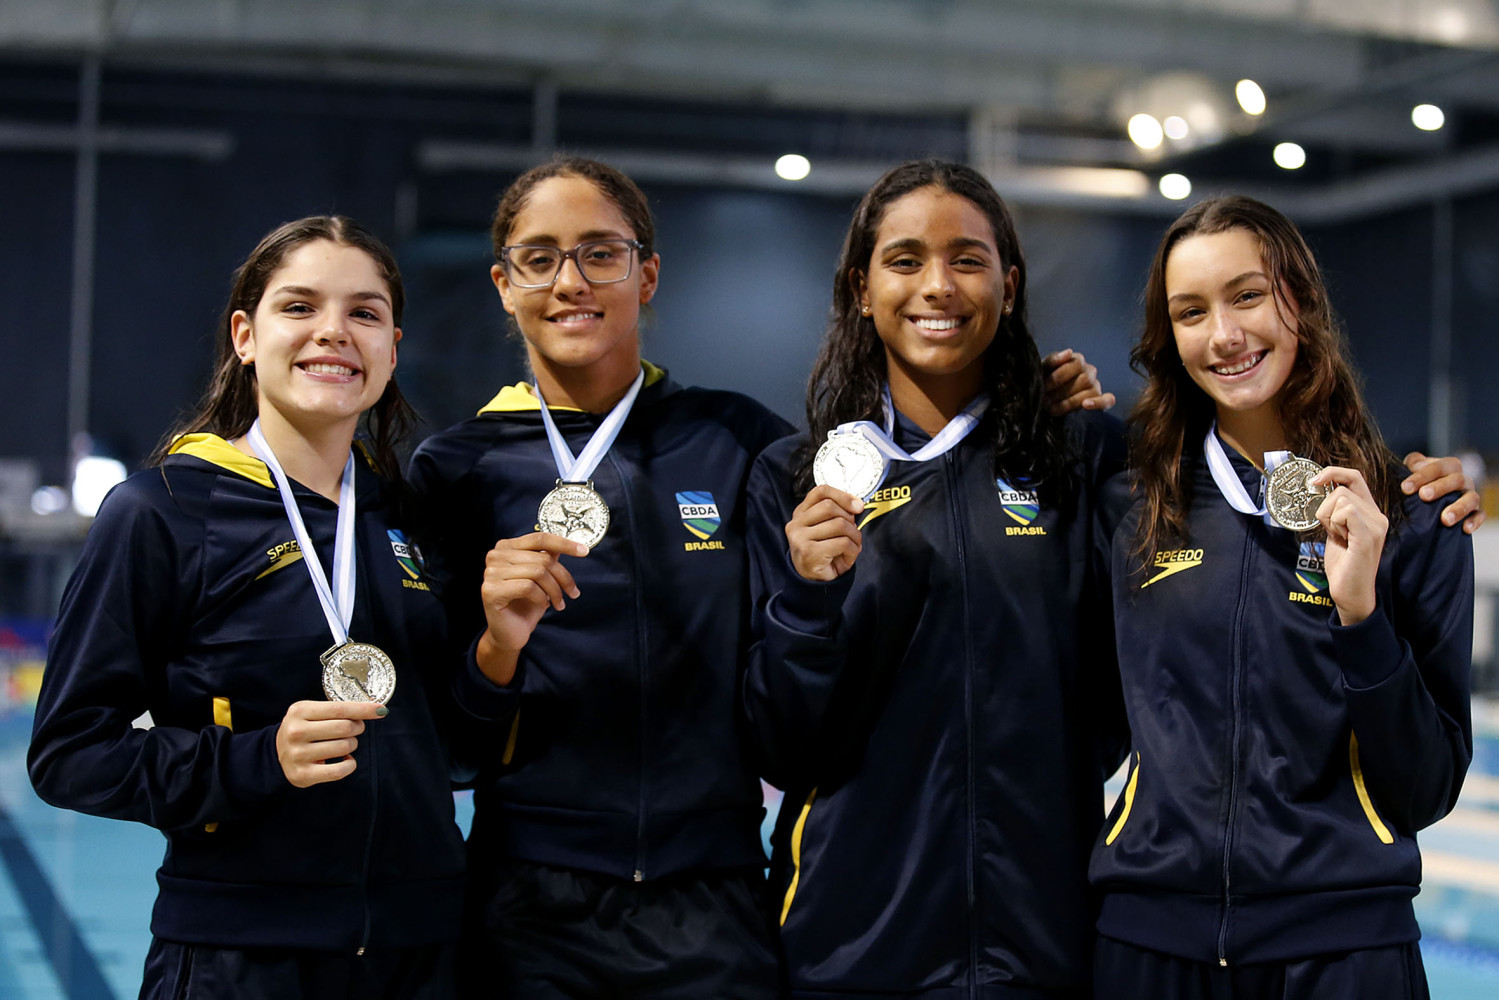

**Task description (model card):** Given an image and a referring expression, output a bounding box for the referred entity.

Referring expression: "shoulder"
[655,386,797,454]
[408,416,506,487]
[1064,409,1127,457]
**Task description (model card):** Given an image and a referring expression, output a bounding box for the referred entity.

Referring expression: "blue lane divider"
[0,802,116,1000]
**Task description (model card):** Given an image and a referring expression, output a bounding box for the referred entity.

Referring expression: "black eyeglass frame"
[497,238,647,288]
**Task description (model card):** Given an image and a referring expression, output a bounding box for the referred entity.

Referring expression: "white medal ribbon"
[533,369,645,483]
[832,385,990,465]
[247,420,357,645]
[1202,423,1294,526]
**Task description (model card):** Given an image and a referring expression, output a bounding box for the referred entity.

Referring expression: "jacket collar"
[477,360,669,415]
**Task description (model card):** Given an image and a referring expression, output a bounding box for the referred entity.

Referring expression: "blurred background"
[3,1,1499,996]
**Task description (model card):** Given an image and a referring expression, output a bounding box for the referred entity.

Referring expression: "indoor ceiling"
[6,0,1499,218]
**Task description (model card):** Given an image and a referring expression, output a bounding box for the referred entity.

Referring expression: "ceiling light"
[1159,174,1192,200]
[1412,104,1445,131]
[775,153,811,181]
[1163,116,1189,141]
[1273,142,1306,170]
[1235,80,1266,116]
[1128,113,1164,150]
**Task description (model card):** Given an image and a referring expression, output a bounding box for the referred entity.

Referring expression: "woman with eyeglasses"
[29,217,467,999]
[407,157,794,999]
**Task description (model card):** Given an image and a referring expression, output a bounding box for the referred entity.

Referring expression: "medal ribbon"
[534,369,645,483]
[247,420,357,645]
[1202,423,1293,525]
[833,386,990,464]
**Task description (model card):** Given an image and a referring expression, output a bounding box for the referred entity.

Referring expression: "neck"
[237,409,355,502]
[529,351,642,414]
[886,356,984,436]
[1215,407,1286,469]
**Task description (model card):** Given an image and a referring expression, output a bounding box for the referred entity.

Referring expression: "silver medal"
[321,640,397,704]
[536,480,610,548]
[813,430,888,501]
[1265,457,1327,531]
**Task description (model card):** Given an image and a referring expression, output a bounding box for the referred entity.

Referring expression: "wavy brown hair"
[1130,195,1400,567]
[795,159,1073,498]
[148,216,415,481]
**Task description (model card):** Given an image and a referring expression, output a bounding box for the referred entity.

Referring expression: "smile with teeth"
[302,362,357,376]
[549,310,603,323]
[912,316,963,331]
[1210,351,1265,376]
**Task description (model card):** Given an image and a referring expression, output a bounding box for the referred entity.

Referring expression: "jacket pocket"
[1105,752,1141,846]
[204,697,233,833]
[1349,732,1394,844]
[780,788,818,926]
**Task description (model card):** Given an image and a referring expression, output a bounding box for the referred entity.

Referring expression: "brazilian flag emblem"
[995,478,1040,526]
[388,529,423,580]
[676,491,722,540]
[1295,540,1328,593]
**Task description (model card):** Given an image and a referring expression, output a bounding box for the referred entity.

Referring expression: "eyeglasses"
[498,239,645,288]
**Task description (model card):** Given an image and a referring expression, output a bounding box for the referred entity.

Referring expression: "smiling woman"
[28,216,468,1000]
[1091,195,1475,1000]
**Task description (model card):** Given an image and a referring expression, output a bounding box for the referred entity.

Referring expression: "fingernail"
[852,499,865,513]
[376,705,389,717]
[1401,481,1415,494]
[1421,487,1433,499]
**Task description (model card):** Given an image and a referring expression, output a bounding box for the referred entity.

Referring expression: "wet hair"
[1130,194,1401,567]
[149,215,415,482]
[795,158,1074,500]
[490,156,656,257]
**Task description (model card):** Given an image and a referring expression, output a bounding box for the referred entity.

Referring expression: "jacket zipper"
[1217,527,1254,966]
[944,455,979,998]
[609,450,651,882]
[357,689,378,955]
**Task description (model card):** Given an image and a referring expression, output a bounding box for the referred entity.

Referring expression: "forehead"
[509,174,635,243]
[265,239,387,290]
[1165,228,1265,291]
[874,186,997,247]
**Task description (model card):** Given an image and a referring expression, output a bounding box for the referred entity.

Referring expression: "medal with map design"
[321,640,397,704]
[536,480,610,548]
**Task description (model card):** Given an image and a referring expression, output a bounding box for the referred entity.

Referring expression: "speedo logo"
[858,484,912,529]
[1141,547,1204,588]
[256,539,303,580]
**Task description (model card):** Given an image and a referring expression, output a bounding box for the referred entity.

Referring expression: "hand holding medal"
[1307,465,1387,626]
[786,485,866,582]
[1265,456,1327,531]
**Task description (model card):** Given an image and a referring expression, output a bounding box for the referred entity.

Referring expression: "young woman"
[406,157,795,998]
[29,217,467,999]
[744,159,1131,998]
[1090,196,1472,999]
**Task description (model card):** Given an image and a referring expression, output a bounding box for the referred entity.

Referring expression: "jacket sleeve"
[1334,493,1473,834]
[28,478,290,831]
[742,445,856,790]
[1082,414,1133,780]
[406,437,521,778]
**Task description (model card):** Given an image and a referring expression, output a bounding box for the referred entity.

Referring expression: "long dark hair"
[1130,194,1400,565]
[149,216,416,482]
[796,158,1073,498]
